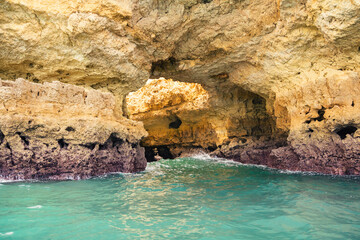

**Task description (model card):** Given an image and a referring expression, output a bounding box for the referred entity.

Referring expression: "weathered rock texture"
[0,79,147,180]
[127,78,275,160]
[1,0,360,175]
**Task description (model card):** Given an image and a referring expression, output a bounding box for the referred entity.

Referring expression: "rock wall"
[1,0,360,175]
[0,79,147,180]
[127,78,276,160]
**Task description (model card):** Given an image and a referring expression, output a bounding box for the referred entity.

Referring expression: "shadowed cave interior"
[125,78,279,162]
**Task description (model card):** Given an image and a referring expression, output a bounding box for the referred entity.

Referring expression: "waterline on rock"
[1,157,360,239]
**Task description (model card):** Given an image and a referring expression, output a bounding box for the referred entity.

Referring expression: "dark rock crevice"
[335,125,357,139]
[305,106,326,124]
[144,146,174,162]
[0,130,4,145]
[0,132,147,180]
[169,116,182,129]
[150,57,178,76]
[211,136,360,175]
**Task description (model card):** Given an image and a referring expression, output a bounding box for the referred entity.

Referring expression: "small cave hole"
[150,57,177,75]
[358,46,360,52]
[144,146,174,162]
[5,142,11,150]
[144,147,156,162]
[202,0,212,3]
[99,133,123,150]
[252,97,265,105]
[169,117,182,129]
[305,107,326,124]
[16,132,29,146]
[336,126,358,139]
[315,107,326,121]
[65,126,75,132]
[239,138,247,143]
[109,133,123,147]
[26,73,32,79]
[99,143,107,151]
[0,130,4,145]
[308,128,314,133]
[20,136,29,146]
[352,101,355,107]
[207,146,217,152]
[58,139,69,149]
[158,146,174,159]
[82,143,96,150]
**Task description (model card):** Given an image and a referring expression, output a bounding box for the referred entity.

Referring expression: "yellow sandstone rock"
[1,0,360,175]
[0,79,147,180]
[126,78,274,151]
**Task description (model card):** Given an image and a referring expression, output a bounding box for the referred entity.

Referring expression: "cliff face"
[0,79,147,180]
[126,79,275,159]
[1,0,360,176]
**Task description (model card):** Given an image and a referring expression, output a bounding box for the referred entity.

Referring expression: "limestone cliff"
[1,0,360,176]
[127,78,274,159]
[0,79,147,180]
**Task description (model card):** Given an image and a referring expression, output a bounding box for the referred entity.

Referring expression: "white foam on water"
[191,154,339,176]
[0,232,14,236]
[277,169,328,176]
[27,205,42,209]
[188,152,213,160]
[188,153,281,171]
[189,153,246,167]
[0,179,23,183]
[144,161,171,175]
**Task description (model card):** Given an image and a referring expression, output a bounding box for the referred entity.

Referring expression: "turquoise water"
[1,156,360,239]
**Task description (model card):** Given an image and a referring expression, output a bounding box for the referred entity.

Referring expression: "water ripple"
[0,157,360,239]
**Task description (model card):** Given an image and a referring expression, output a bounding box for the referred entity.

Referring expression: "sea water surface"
[1,156,360,239]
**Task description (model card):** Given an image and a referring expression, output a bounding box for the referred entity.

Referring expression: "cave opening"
[58,139,69,149]
[145,146,174,162]
[0,130,4,145]
[169,116,182,129]
[336,125,358,139]
[16,132,30,146]
[125,78,277,162]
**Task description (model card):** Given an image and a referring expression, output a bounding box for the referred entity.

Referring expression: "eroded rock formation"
[1,0,360,176]
[0,79,147,180]
[126,78,276,160]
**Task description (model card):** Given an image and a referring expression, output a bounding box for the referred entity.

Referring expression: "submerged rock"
[0,79,147,180]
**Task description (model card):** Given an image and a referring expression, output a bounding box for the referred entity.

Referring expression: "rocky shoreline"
[144,135,360,176]
[0,79,147,180]
[215,138,360,176]
[1,0,360,178]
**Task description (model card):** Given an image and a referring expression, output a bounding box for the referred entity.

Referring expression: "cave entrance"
[336,125,358,139]
[125,78,276,162]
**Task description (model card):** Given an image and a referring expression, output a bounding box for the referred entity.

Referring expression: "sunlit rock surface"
[1,0,360,175]
[0,79,147,180]
[127,78,278,161]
